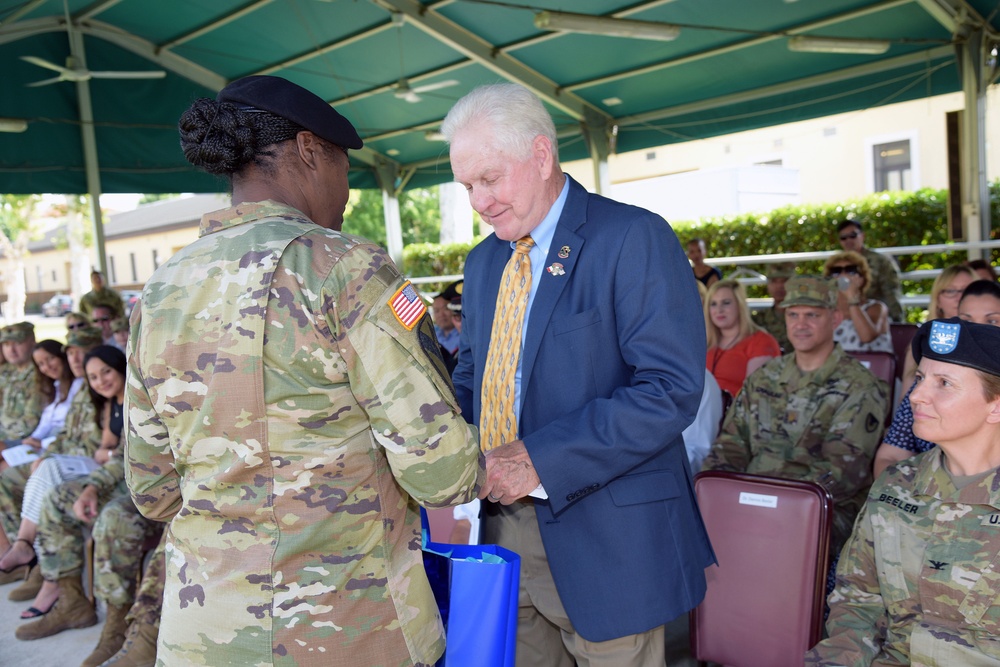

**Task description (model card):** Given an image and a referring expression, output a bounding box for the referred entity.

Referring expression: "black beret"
[912,317,1000,377]
[217,75,363,150]
[436,280,463,301]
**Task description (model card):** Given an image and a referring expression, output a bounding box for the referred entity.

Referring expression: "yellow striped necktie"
[480,235,535,452]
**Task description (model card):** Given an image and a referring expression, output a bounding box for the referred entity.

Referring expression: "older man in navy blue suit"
[444,84,715,666]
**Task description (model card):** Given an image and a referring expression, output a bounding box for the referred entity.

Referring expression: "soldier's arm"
[701,387,752,472]
[331,245,483,509]
[806,376,888,505]
[805,503,887,665]
[125,305,182,521]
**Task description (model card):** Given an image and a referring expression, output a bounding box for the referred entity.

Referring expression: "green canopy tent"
[1,0,997,268]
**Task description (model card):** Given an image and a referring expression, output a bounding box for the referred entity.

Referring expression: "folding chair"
[690,471,833,667]
[847,350,897,414]
[889,323,918,378]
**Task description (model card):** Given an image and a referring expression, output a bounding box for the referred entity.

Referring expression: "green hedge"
[403,183,1000,308]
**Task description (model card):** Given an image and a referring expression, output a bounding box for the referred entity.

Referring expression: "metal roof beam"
[562,0,914,93]
[158,0,277,51]
[914,0,1000,40]
[369,0,610,123]
[252,21,394,76]
[617,44,955,127]
[0,0,46,27]
[75,0,125,22]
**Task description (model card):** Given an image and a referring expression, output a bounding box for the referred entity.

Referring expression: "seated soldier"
[752,262,795,353]
[101,531,165,667]
[702,275,888,555]
[0,322,45,445]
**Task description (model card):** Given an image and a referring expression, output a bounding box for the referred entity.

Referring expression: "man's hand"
[477,440,540,505]
[73,485,100,523]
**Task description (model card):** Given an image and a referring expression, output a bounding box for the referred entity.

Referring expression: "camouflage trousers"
[0,462,31,541]
[127,529,166,629]
[37,480,161,607]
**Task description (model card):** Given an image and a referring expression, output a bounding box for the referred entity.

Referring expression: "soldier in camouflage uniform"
[837,220,904,322]
[0,325,103,587]
[703,276,888,551]
[78,270,124,320]
[0,321,44,442]
[751,263,794,353]
[807,318,1000,666]
[101,531,166,667]
[126,75,482,667]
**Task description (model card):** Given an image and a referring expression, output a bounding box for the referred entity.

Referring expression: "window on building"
[51,270,56,283]
[130,252,137,283]
[109,257,117,284]
[873,140,912,191]
[152,248,160,270]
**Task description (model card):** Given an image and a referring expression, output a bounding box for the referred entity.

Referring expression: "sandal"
[0,539,38,574]
[19,599,56,620]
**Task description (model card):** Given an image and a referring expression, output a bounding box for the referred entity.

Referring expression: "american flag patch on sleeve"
[388,282,427,330]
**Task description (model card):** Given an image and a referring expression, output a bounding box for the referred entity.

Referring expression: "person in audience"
[703,275,888,553]
[0,326,103,588]
[836,219,904,322]
[705,279,781,396]
[968,258,998,282]
[442,295,463,375]
[16,346,161,662]
[23,340,84,451]
[872,279,1000,478]
[64,312,90,334]
[78,270,124,320]
[0,322,45,445]
[824,251,892,353]
[432,279,463,355]
[752,262,795,352]
[89,305,117,347]
[100,532,165,667]
[110,317,129,351]
[687,237,722,288]
[807,318,1000,666]
[899,264,978,394]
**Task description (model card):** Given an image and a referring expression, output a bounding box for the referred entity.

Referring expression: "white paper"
[528,484,548,500]
[1,444,39,467]
[739,491,778,508]
[53,454,100,478]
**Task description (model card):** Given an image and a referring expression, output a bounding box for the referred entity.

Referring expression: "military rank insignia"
[389,281,426,330]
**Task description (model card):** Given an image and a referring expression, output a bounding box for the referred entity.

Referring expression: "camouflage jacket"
[79,286,124,318]
[126,201,483,667]
[0,364,44,441]
[752,305,790,353]
[42,388,101,459]
[807,450,1000,666]
[862,247,903,323]
[703,345,888,548]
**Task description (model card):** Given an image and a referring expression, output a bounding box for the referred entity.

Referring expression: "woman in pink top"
[705,279,781,396]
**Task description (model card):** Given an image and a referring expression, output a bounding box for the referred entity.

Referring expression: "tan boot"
[100,622,158,667]
[15,575,98,640]
[81,603,130,667]
[8,564,43,601]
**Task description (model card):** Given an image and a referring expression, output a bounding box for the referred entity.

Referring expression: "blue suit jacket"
[453,176,716,641]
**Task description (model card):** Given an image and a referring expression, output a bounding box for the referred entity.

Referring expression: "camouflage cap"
[110,317,129,333]
[912,317,1000,377]
[782,275,837,309]
[0,321,35,343]
[66,324,103,349]
[767,262,796,280]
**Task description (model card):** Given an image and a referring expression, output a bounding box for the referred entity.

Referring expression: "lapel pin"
[558,245,571,259]
[547,262,566,277]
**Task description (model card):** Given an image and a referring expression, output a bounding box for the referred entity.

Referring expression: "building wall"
[564,88,1000,220]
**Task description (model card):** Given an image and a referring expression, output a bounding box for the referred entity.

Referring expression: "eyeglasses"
[67,322,87,330]
[839,231,860,241]
[828,266,859,276]
[939,288,964,298]
[93,317,111,323]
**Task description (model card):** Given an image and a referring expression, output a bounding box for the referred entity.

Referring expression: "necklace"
[112,400,122,422]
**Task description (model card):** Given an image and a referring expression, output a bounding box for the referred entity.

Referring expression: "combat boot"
[8,564,43,601]
[81,603,130,666]
[100,621,157,667]
[16,575,98,640]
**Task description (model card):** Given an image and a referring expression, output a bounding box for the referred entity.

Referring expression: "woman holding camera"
[823,251,892,353]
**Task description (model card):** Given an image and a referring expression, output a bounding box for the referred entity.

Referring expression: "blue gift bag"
[421,508,520,667]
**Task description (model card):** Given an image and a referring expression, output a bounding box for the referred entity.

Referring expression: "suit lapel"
[520,179,589,392]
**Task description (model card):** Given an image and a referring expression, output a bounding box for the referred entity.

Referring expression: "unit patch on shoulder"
[388,281,427,330]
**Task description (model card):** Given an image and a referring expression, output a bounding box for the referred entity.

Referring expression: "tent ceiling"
[0,0,998,194]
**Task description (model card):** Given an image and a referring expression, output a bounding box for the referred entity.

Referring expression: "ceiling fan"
[393,77,459,103]
[20,0,166,87]
[20,55,166,87]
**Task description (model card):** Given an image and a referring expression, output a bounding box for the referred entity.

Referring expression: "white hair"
[441,83,559,162]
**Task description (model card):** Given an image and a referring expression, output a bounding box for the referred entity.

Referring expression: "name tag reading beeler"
[739,492,778,509]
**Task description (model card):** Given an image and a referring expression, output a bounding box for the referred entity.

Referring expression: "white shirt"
[29,377,85,447]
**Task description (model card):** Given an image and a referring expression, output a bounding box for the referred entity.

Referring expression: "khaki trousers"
[483,500,665,667]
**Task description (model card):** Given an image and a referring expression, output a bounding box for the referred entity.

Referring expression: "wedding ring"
[488,493,499,502]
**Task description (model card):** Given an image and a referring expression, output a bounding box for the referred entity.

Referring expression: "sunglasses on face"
[839,231,860,241]
[93,317,111,323]
[67,322,87,330]
[828,266,859,276]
